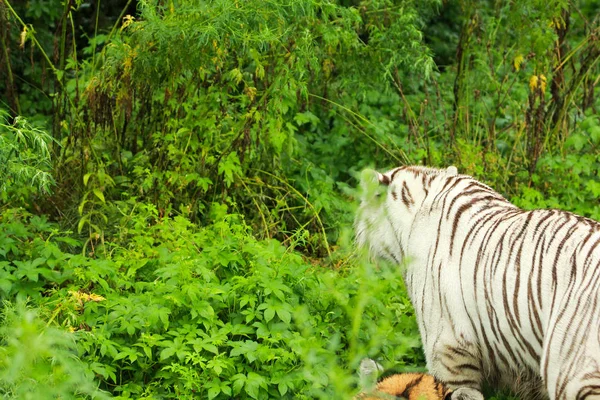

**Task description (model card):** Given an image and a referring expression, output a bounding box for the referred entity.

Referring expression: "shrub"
[0,206,421,398]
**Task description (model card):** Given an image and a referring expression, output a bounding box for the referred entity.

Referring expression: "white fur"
[355,166,600,400]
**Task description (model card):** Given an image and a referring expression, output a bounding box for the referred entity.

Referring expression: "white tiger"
[355,165,600,400]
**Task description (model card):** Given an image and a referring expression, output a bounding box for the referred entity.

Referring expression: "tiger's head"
[356,358,452,400]
[354,165,459,265]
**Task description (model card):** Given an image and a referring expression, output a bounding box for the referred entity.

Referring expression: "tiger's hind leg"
[428,339,485,400]
[550,367,600,400]
[542,312,600,400]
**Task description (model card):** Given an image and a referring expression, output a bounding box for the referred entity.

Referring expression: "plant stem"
[0,4,20,115]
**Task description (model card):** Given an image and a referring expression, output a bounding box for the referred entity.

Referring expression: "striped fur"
[358,372,452,400]
[355,166,600,400]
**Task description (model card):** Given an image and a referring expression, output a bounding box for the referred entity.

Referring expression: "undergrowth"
[0,206,422,399]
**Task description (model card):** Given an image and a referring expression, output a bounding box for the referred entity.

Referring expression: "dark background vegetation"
[0,0,599,398]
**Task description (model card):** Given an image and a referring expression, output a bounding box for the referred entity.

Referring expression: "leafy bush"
[512,113,600,219]
[24,0,439,255]
[0,110,55,203]
[0,206,421,399]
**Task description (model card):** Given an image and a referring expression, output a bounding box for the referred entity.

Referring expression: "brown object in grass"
[358,373,452,400]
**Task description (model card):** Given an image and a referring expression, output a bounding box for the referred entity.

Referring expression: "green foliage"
[0,209,79,300]
[0,207,421,398]
[42,0,440,254]
[0,110,55,202]
[0,301,109,399]
[512,112,600,220]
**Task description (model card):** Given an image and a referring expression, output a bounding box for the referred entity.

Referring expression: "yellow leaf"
[539,74,547,92]
[88,293,106,302]
[550,17,565,29]
[121,15,135,31]
[529,75,547,93]
[513,54,524,71]
[245,86,257,102]
[529,75,539,91]
[70,290,106,304]
[19,27,28,49]
[69,290,82,300]
[323,59,334,78]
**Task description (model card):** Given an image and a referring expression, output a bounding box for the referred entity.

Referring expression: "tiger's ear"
[447,166,458,176]
[361,169,390,185]
[360,169,389,188]
[360,169,388,201]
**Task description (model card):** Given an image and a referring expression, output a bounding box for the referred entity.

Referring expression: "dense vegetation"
[1,0,599,398]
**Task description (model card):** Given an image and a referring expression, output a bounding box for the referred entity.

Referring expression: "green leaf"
[218,152,242,187]
[202,343,219,355]
[77,216,88,234]
[245,372,266,399]
[208,386,220,400]
[276,307,291,324]
[114,351,129,361]
[263,307,275,322]
[77,197,88,215]
[93,189,106,203]
[232,374,246,395]
[229,341,259,360]
[278,382,288,396]
[590,126,600,144]
[221,384,232,397]
[83,173,92,186]
[160,347,176,360]
[294,111,320,126]
[0,278,13,295]
[245,379,258,399]
[228,68,244,84]
[586,180,600,197]
[139,345,152,359]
